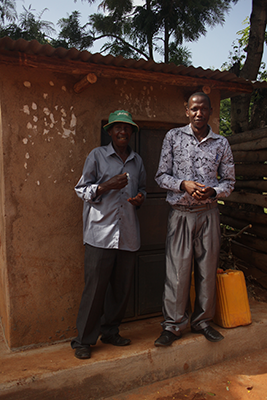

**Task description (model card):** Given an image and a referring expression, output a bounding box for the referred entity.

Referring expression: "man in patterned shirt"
[154,92,235,346]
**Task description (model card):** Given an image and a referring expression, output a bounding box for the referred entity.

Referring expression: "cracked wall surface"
[0,63,220,349]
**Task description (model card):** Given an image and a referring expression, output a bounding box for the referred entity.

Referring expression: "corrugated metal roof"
[0,36,250,86]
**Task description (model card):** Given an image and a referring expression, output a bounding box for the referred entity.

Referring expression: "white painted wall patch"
[22,105,30,115]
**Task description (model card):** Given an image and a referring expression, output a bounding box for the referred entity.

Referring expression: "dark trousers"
[71,244,136,348]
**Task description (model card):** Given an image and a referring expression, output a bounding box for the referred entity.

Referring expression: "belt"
[172,202,218,213]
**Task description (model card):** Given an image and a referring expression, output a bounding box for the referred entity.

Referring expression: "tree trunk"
[146,0,154,60]
[230,0,267,133]
[164,19,169,64]
[250,88,267,129]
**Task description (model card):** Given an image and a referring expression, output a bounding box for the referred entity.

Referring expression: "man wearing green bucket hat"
[71,110,146,359]
[103,109,139,133]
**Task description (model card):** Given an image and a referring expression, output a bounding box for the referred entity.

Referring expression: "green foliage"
[100,40,139,58]
[221,17,267,82]
[0,5,55,44]
[80,0,238,63]
[219,98,232,137]
[98,0,133,16]
[167,42,192,66]
[257,62,267,82]
[221,15,267,130]
[52,11,93,50]
[236,16,249,46]
[0,0,16,23]
[0,0,244,68]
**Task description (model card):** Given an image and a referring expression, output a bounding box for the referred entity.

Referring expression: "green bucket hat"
[103,110,139,133]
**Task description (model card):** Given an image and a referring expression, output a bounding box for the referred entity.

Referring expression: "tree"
[88,0,152,59]
[219,98,232,137]
[0,0,16,24]
[220,14,267,134]
[79,0,238,64]
[0,5,56,44]
[51,11,93,50]
[168,42,192,66]
[229,0,267,133]
[149,0,238,63]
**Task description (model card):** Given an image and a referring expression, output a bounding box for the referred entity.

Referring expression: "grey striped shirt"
[75,142,146,251]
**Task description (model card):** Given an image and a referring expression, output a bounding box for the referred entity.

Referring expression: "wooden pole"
[221,191,267,208]
[231,241,267,275]
[231,136,267,151]
[235,234,267,254]
[234,180,267,192]
[218,204,267,225]
[234,163,267,177]
[74,73,97,93]
[233,149,267,163]
[228,127,267,145]
[220,214,267,239]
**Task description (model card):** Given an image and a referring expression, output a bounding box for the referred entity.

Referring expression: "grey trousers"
[162,203,221,335]
[71,244,135,348]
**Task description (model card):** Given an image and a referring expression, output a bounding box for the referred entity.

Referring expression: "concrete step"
[104,347,267,400]
[0,299,267,400]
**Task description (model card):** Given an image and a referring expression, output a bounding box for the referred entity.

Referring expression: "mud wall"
[0,62,220,349]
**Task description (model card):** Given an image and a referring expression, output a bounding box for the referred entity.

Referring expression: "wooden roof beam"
[0,52,253,95]
[73,73,97,93]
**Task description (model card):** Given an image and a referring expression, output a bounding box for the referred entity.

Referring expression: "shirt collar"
[107,141,116,156]
[182,124,219,140]
[106,141,135,161]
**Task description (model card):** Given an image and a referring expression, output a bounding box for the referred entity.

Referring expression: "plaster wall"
[0,94,10,345]
[0,63,221,349]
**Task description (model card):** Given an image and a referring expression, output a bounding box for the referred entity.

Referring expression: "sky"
[15,0,267,71]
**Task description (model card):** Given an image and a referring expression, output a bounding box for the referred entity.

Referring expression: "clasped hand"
[181,180,215,201]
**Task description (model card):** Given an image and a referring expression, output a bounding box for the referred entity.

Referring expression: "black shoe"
[101,333,131,346]
[191,326,224,342]
[154,330,181,347]
[74,346,91,359]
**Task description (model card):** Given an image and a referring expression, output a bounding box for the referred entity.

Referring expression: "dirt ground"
[106,346,267,400]
[106,291,267,400]
[246,277,267,303]
[106,266,267,400]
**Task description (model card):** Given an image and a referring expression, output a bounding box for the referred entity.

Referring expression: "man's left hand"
[192,186,216,201]
[127,193,144,206]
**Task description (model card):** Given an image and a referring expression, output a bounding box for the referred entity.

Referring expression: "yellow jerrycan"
[213,269,252,328]
[190,269,252,328]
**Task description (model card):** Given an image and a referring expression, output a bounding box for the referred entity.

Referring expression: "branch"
[240,0,267,80]
[92,33,150,60]
[222,224,252,239]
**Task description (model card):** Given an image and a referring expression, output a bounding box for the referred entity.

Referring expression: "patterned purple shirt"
[155,124,235,206]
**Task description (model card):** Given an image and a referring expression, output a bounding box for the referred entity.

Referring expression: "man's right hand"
[181,180,215,201]
[97,173,128,195]
[181,180,205,197]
